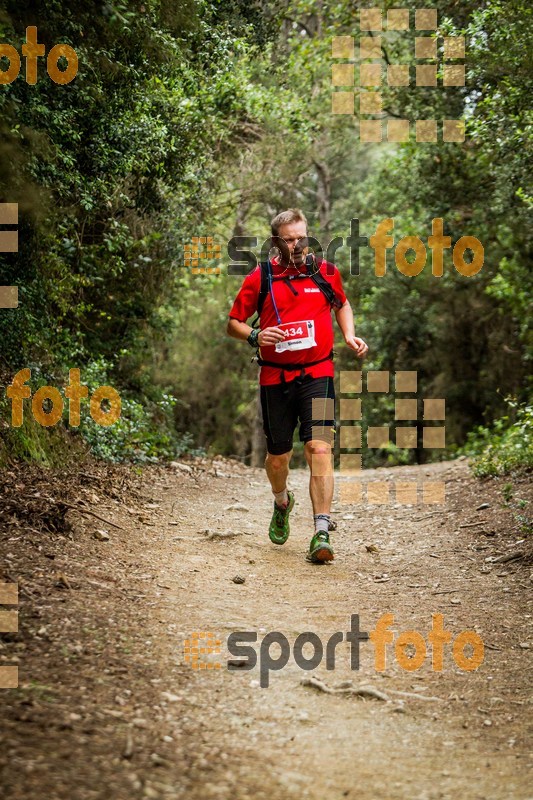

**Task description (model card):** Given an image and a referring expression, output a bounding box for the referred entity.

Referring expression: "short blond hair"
[270,208,307,237]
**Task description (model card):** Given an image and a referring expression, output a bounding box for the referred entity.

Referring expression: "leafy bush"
[461,401,533,477]
[74,358,204,463]
[0,358,203,465]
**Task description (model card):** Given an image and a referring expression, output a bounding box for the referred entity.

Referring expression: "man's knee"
[304,440,333,476]
[265,451,292,471]
[304,439,332,457]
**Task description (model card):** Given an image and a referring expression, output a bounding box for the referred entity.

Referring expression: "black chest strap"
[256,350,335,394]
[256,350,334,371]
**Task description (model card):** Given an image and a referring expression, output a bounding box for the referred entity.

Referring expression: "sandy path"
[1,458,530,799]
[147,458,531,799]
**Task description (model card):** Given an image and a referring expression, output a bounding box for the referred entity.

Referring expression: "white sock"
[274,488,289,508]
[314,513,330,534]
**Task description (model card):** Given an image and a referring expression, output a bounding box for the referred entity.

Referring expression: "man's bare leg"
[265,449,292,496]
[303,439,334,561]
[265,450,295,545]
[303,440,333,514]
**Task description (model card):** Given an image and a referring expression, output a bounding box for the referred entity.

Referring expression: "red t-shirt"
[229,259,347,386]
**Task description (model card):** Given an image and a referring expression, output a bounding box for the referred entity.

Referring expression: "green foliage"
[0,0,279,463]
[147,0,531,465]
[0,0,530,467]
[75,358,201,463]
[0,358,200,465]
[461,402,533,477]
[0,405,80,467]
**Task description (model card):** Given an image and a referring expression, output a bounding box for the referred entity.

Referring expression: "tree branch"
[282,16,313,38]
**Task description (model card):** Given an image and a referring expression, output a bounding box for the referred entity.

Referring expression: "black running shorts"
[260,375,336,456]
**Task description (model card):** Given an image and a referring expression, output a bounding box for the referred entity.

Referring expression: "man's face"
[275,220,308,268]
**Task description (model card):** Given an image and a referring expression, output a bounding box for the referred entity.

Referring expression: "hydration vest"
[251,254,343,328]
[251,255,343,381]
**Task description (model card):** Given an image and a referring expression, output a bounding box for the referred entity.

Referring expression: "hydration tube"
[266,258,283,325]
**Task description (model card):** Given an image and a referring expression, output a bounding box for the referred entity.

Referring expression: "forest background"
[0,0,531,477]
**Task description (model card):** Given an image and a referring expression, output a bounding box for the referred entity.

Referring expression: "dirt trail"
[1,458,531,799]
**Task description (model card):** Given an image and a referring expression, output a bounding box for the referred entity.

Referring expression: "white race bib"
[275,320,316,353]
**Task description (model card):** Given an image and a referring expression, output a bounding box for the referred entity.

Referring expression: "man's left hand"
[345,336,368,358]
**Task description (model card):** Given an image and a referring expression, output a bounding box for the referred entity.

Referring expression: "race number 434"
[275,320,316,352]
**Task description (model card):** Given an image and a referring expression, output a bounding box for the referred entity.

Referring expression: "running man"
[227,208,368,563]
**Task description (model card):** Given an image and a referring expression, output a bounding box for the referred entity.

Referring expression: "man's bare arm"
[334,301,368,357]
[227,318,286,346]
[227,318,254,341]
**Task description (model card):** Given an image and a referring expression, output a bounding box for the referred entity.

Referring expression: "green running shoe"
[306,531,334,563]
[268,491,295,545]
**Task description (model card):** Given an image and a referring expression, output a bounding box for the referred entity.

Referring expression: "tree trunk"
[313,158,331,235]
[233,200,250,238]
[251,387,266,467]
